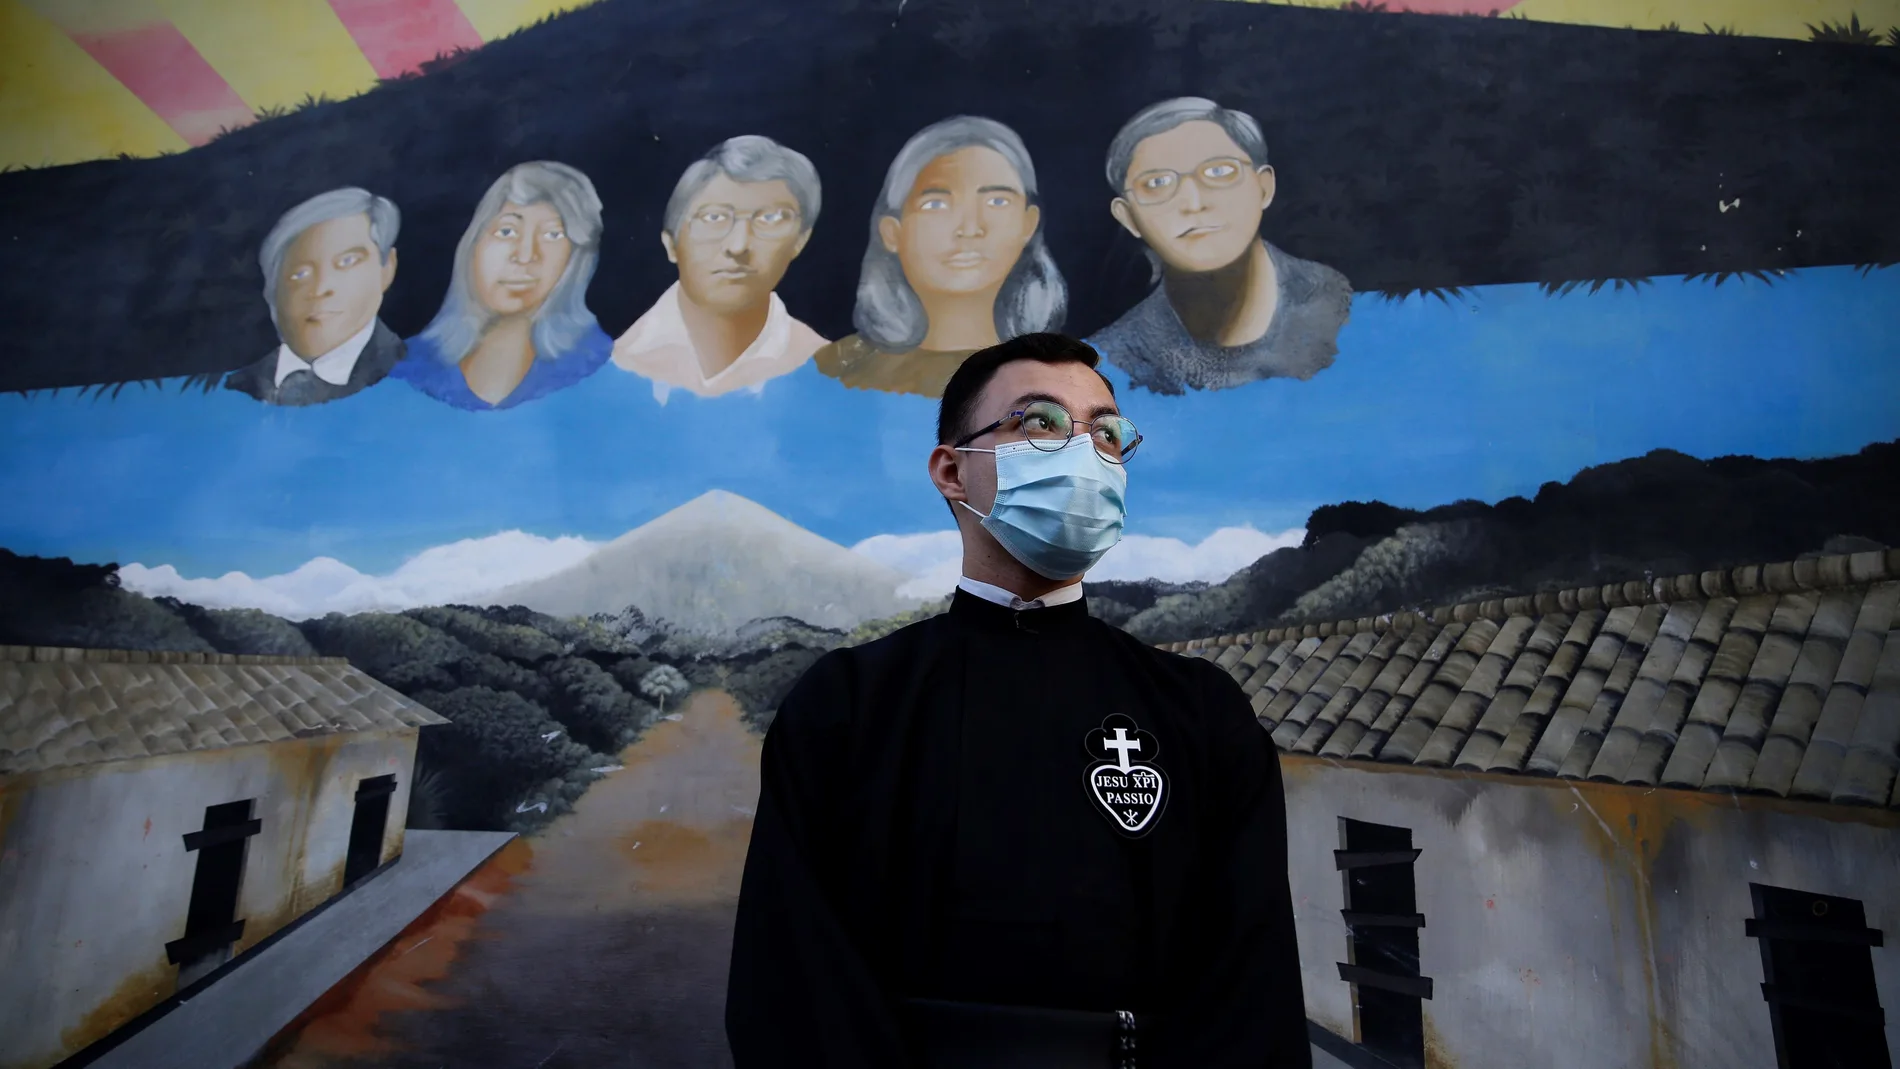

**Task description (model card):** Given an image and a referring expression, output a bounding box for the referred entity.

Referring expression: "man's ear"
[1109,198,1143,241]
[790,228,812,258]
[878,214,902,255]
[1255,165,1277,211]
[927,443,967,505]
[660,230,679,265]
[380,247,399,291]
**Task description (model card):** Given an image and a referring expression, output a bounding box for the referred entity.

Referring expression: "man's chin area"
[684,288,772,317]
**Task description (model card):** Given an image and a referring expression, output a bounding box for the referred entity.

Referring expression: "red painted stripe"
[327,0,485,80]
[70,22,254,147]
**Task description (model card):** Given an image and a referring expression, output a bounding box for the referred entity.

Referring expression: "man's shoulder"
[772,612,953,727]
[1089,617,1238,692]
[222,349,277,400]
[823,609,953,672]
[360,320,406,372]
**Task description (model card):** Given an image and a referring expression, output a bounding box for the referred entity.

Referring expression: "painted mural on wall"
[3,1,1899,1067]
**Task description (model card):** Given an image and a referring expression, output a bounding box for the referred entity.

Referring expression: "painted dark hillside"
[1124,439,1900,642]
[0,548,852,833]
[2,0,1898,391]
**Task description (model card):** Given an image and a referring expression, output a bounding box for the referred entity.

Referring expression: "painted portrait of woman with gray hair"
[391,161,610,411]
[814,116,1065,399]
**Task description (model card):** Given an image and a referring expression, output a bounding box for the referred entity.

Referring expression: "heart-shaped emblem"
[1087,761,1166,835]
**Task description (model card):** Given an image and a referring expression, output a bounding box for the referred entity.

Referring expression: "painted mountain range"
[485,491,921,634]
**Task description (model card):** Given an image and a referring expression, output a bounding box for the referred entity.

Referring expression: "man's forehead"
[980,360,1118,415]
[285,213,372,262]
[1132,120,1247,169]
[294,211,372,244]
[695,172,796,208]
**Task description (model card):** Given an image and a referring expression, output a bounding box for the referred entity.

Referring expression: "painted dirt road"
[257,690,762,1069]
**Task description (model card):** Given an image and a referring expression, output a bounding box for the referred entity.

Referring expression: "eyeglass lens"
[1127,157,1249,206]
[1018,401,1139,462]
[689,204,800,240]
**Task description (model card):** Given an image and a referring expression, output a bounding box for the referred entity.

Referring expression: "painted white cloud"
[850,525,1306,599]
[851,532,965,600]
[120,521,1304,622]
[118,531,600,620]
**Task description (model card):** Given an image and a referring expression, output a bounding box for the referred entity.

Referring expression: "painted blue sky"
[2,266,1896,579]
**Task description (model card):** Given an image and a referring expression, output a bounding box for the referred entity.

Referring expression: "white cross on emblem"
[1102,728,1142,772]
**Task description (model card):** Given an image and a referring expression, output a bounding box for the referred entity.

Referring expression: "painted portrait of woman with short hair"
[1089,97,1352,395]
[813,116,1066,399]
[392,161,611,411]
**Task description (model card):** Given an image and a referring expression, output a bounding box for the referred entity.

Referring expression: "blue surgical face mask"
[956,436,1129,580]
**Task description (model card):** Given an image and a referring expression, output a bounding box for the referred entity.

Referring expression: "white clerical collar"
[274,318,376,388]
[615,282,795,401]
[957,576,1084,611]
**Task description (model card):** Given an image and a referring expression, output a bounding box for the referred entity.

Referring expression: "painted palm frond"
[1807,15,1881,45]
[1374,286,1469,305]
[1538,277,1654,297]
[1684,269,1780,287]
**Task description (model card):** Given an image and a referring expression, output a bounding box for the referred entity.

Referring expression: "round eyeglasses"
[687,204,801,241]
[955,400,1142,463]
[1124,156,1253,207]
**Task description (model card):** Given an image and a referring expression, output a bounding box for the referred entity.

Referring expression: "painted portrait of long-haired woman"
[392,161,610,411]
[813,116,1066,399]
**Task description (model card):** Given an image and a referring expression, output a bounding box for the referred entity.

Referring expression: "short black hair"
[936,332,1115,445]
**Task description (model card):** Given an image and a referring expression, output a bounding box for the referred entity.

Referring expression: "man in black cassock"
[727,332,1310,1068]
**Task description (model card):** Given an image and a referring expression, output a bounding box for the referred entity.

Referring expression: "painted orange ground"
[256,689,761,1068]
[253,836,534,1066]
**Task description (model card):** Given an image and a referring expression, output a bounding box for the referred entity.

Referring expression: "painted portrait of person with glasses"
[612,136,827,403]
[1090,97,1352,396]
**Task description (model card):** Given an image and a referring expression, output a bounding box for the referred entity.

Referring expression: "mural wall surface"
[2,0,1899,1067]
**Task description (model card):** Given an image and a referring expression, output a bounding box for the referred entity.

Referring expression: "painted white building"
[1173,550,1900,1069]
[0,645,446,1069]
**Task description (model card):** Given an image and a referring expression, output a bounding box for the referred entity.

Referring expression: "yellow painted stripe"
[18,0,167,35]
[156,0,379,113]
[0,0,186,170]
[455,0,602,42]
[1234,0,1900,41]
[1510,0,1900,39]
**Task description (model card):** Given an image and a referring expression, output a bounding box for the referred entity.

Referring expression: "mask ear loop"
[953,446,995,520]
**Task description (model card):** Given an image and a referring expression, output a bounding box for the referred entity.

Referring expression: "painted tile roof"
[1169,549,1900,809]
[0,646,448,776]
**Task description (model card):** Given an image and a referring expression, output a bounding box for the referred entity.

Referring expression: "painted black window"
[166,798,261,987]
[1748,883,1890,1069]
[1336,818,1431,1069]
[344,774,398,886]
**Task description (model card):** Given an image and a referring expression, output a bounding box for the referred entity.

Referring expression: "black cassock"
[727,590,1310,1068]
